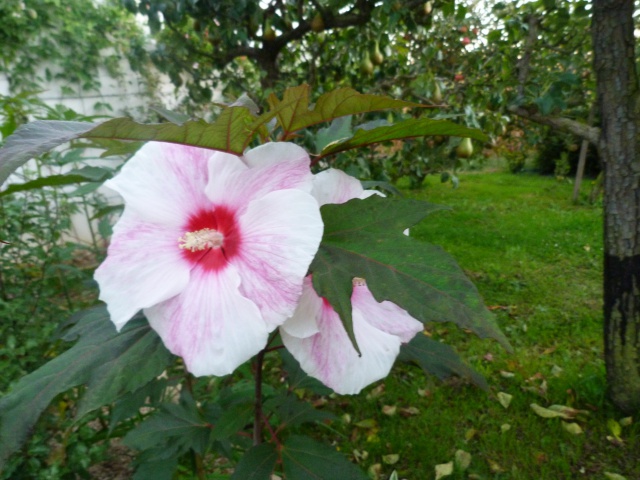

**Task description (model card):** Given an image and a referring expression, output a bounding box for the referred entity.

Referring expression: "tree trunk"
[593,0,640,413]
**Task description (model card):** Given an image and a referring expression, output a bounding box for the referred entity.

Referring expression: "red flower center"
[179,205,241,272]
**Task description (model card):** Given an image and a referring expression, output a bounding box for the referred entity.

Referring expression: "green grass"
[324,172,639,479]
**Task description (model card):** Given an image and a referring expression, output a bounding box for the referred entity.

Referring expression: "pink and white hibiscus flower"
[280,169,423,394]
[94,141,323,377]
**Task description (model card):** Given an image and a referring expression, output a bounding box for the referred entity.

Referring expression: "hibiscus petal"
[280,276,321,338]
[234,190,323,329]
[351,284,423,343]
[242,142,309,169]
[205,143,313,212]
[145,266,269,377]
[105,142,213,227]
[312,168,365,206]
[94,209,190,330]
[281,286,402,395]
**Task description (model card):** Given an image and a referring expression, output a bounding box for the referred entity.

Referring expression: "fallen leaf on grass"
[497,392,513,409]
[354,418,377,428]
[620,416,633,426]
[551,365,563,377]
[500,370,515,378]
[530,403,588,419]
[562,422,583,435]
[383,454,399,465]
[435,462,453,479]
[454,450,472,471]
[487,458,504,473]
[501,423,511,433]
[465,428,478,441]
[604,473,627,480]
[368,463,382,479]
[522,379,548,398]
[382,405,397,416]
[367,384,385,399]
[399,406,420,417]
[607,419,622,439]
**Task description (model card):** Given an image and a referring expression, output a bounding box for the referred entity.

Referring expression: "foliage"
[0,85,504,478]
[0,0,150,93]
[0,94,123,477]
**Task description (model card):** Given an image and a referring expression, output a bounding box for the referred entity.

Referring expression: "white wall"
[1,60,185,244]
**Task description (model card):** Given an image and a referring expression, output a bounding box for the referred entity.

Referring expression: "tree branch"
[508,105,600,144]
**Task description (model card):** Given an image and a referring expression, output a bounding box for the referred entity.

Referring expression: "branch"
[508,105,600,144]
[516,14,539,98]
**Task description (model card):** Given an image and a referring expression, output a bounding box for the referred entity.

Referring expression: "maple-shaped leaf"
[310,195,510,354]
[267,84,423,139]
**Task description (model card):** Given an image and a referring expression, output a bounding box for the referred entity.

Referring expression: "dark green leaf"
[272,396,335,428]
[66,165,112,181]
[0,306,173,468]
[209,403,254,440]
[132,456,178,480]
[319,118,487,157]
[0,120,102,185]
[0,173,93,197]
[267,85,422,138]
[231,443,278,480]
[311,196,511,353]
[282,435,368,480]
[123,393,211,456]
[398,334,488,390]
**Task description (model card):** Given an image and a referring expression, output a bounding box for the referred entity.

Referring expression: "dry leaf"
[382,405,397,416]
[620,416,633,426]
[367,384,385,399]
[500,371,515,378]
[355,418,377,428]
[604,473,627,480]
[487,458,503,473]
[497,392,513,409]
[551,365,563,377]
[530,403,586,419]
[562,422,583,435]
[465,428,478,441]
[368,463,382,480]
[383,454,399,465]
[399,406,420,417]
[435,462,454,480]
[608,419,622,439]
[454,450,472,471]
[501,423,511,433]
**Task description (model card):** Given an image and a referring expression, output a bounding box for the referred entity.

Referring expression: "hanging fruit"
[424,1,433,14]
[371,42,384,65]
[263,20,276,41]
[360,56,374,75]
[433,82,443,103]
[456,138,474,158]
[311,13,325,32]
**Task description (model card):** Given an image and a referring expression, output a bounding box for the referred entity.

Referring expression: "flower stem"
[253,348,266,446]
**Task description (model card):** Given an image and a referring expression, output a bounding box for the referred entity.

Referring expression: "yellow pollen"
[352,277,367,287]
[178,228,224,251]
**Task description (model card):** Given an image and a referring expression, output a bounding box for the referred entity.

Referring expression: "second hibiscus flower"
[280,169,424,395]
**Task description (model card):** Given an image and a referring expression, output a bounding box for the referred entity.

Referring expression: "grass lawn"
[324,172,639,479]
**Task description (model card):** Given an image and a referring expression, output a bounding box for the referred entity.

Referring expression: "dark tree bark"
[593,0,640,413]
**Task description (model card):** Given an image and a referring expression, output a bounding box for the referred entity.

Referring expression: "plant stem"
[253,348,266,446]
